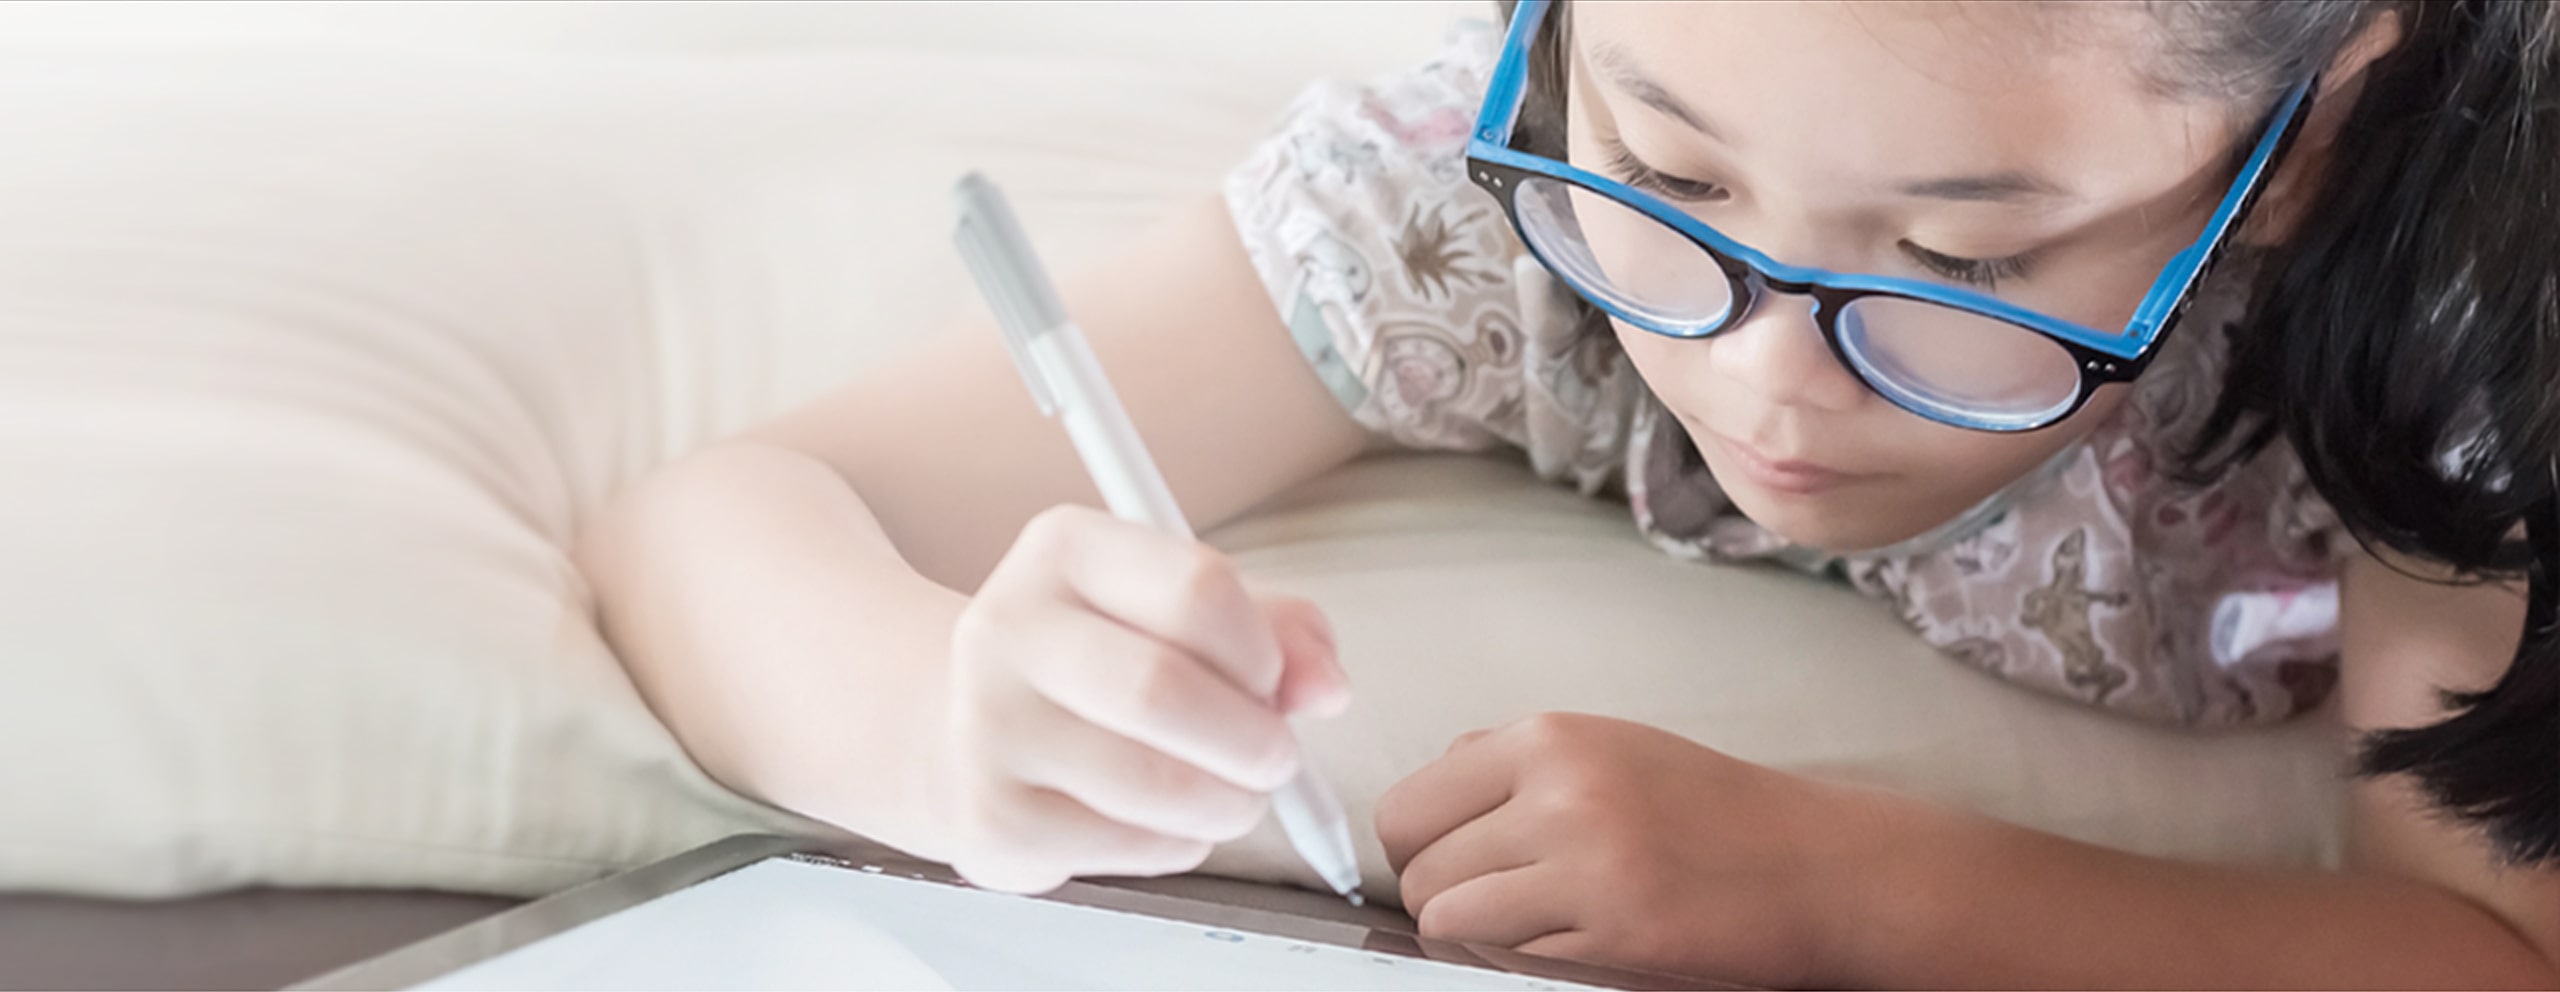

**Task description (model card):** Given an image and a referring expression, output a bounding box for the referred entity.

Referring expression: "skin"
[577,0,2558,985]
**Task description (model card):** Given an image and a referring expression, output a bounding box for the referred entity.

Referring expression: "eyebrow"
[1587,41,2072,205]
[1589,42,1727,144]
[1895,172,2071,202]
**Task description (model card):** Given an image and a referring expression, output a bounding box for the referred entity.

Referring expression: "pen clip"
[952,172,1067,417]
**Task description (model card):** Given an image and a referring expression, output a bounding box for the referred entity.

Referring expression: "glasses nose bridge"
[1720,261,1828,334]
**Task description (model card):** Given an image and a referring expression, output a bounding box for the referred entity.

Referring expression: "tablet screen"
[419,858,1604,991]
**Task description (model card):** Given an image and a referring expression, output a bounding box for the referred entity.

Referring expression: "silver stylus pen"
[952,172,1365,904]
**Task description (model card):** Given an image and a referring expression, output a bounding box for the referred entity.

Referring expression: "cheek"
[1609,316,1722,415]
[1609,317,1676,387]
[1885,385,2131,505]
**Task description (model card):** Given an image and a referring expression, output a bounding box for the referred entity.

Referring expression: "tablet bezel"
[294,833,1737,991]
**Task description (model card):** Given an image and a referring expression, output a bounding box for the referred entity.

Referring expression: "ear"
[2239,10,2407,246]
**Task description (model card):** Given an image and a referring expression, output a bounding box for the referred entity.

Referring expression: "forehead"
[1569,0,2237,207]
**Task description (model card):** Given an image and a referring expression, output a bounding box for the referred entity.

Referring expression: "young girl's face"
[1566,1,2249,552]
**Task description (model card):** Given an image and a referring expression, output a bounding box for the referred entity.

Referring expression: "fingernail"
[1317,625,1352,715]
[1309,678,1352,719]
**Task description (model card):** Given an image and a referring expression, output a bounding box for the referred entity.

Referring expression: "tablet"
[298,835,1724,991]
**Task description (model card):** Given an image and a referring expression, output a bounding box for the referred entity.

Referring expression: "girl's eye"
[1899,241,2037,291]
[1600,138,1730,204]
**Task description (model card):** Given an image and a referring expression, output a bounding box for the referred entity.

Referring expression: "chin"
[1712,478,1934,555]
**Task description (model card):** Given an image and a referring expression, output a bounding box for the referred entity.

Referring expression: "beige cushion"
[0,2,2343,901]
[1206,456,2346,898]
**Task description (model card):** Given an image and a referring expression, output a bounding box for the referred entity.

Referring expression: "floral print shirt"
[1222,22,2349,728]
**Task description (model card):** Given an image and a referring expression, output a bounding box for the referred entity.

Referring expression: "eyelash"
[1899,242,2038,290]
[1597,138,2039,290]
[1600,138,1729,203]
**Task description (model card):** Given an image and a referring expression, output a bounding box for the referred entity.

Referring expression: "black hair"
[1494,0,2558,865]
[2178,0,2558,867]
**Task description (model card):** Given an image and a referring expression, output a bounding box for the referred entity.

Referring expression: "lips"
[1702,431,1867,496]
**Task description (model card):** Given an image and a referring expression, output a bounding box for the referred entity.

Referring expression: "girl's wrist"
[1804,784,1981,988]
[790,580,970,860]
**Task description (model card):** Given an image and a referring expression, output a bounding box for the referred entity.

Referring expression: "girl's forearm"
[1841,802,2557,989]
[576,441,970,861]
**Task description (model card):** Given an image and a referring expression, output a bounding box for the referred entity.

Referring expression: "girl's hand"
[941,505,1351,894]
[1377,712,1902,989]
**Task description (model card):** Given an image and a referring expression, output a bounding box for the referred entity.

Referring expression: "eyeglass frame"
[1466,0,2316,433]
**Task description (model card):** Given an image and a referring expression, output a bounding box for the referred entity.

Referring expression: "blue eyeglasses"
[1468,0,2314,433]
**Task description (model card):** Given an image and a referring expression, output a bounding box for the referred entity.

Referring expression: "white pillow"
[0,5,2344,900]
[0,46,813,898]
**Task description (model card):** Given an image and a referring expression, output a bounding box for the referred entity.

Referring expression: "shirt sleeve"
[1221,22,1547,457]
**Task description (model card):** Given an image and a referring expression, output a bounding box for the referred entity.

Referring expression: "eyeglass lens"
[1510,174,2084,429]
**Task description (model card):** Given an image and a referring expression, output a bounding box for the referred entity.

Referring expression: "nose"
[1701,287,1870,414]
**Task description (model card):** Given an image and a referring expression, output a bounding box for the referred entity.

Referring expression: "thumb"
[1257,595,1350,719]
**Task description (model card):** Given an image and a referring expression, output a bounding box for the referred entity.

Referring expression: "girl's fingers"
[1009,604,1299,791]
[1259,595,1351,718]
[1375,728,1523,873]
[955,784,1216,892]
[1023,506,1288,700]
[1413,864,1582,950]
[1512,929,1600,964]
[1003,694,1273,844]
[1392,803,1542,916]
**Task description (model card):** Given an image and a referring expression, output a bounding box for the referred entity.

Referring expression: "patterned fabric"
[1222,22,2348,727]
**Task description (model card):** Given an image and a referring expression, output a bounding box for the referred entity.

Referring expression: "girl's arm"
[1376,549,2554,989]
[574,196,1368,865]
[1847,550,2558,988]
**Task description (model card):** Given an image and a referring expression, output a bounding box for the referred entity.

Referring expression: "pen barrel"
[1031,328,1195,537]
[1272,762,1364,897]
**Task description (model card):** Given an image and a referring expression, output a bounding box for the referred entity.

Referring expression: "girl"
[577,1,2557,986]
